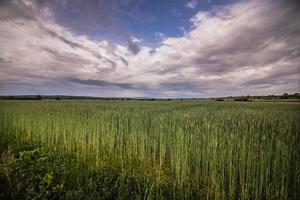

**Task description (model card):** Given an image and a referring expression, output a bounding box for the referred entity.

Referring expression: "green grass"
[0,100,299,199]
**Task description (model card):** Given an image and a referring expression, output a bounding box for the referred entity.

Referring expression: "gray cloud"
[0,0,37,20]
[40,26,84,49]
[243,78,297,87]
[172,0,300,76]
[34,0,137,31]
[127,39,141,55]
[69,78,136,90]
[41,47,91,65]
[34,0,144,54]
[0,0,144,54]
[39,25,118,68]
[160,81,207,92]
[242,64,300,87]
[120,57,129,66]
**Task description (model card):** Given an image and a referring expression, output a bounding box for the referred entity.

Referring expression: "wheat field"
[0,100,299,199]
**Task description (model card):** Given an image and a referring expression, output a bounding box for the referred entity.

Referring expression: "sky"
[0,0,299,98]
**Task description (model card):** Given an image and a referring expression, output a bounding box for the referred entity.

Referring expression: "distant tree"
[36,95,42,100]
[215,98,224,101]
[234,97,250,101]
[281,93,289,99]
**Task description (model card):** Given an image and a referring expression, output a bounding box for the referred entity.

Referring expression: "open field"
[249,99,300,103]
[0,100,299,199]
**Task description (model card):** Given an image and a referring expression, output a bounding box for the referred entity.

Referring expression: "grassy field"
[0,100,299,199]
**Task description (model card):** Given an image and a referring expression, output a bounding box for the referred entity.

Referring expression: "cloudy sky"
[0,0,299,97]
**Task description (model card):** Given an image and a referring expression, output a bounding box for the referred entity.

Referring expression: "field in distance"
[0,100,299,200]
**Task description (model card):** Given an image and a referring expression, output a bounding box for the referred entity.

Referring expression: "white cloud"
[0,0,299,97]
[185,0,198,9]
[155,32,167,41]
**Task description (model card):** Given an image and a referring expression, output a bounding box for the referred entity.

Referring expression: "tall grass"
[0,100,299,199]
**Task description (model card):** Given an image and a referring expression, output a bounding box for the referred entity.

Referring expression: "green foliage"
[1,147,70,200]
[0,100,299,199]
[69,168,151,200]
